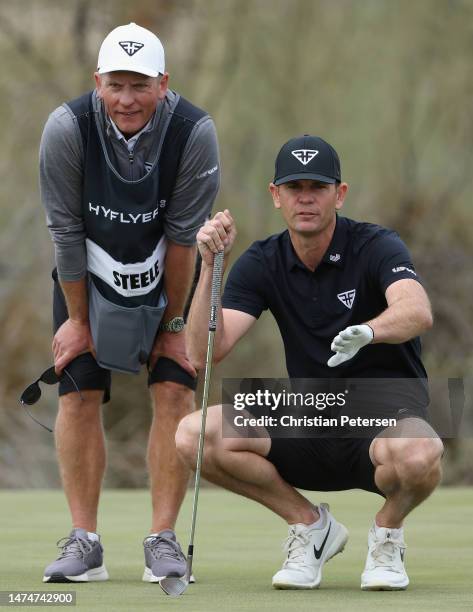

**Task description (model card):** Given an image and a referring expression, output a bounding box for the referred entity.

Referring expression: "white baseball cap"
[97,23,165,77]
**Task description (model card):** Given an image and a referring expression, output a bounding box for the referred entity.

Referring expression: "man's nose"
[118,87,135,106]
[299,189,315,203]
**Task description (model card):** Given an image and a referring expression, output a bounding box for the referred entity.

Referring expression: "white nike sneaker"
[272,503,349,589]
[361,525,409,590]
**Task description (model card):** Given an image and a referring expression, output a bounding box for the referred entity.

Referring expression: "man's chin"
[293,222,322,235]
[114,117,145,138]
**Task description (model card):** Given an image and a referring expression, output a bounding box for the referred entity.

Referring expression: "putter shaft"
[160,250,224,597]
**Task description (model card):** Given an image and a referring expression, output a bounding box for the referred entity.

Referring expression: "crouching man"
[177,135,443,590]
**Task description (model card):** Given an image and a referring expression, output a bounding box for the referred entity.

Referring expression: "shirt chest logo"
[337,289,356,309]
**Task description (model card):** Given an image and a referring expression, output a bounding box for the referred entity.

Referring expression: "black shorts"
[265,402,430,497]
[52,269,198,403]
[266,437,383,496]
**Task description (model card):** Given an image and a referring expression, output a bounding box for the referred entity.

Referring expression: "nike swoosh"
[313,522,332,560]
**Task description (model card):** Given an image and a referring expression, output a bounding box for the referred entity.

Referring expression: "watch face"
[170,317,185,332]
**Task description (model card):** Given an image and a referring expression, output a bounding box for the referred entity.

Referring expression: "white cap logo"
[291,149,319,166]
[119,41,144,57]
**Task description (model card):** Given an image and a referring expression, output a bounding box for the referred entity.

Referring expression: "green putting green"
[0,488,472,611]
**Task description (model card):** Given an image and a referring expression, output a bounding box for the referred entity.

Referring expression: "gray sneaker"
[43,528,109,583]
[142,530,194,583]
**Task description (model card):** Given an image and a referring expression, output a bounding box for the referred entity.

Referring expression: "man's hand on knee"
[150,331,196,377]
[53,319,96,375]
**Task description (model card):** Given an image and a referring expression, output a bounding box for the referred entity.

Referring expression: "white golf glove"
[327,324,374,367]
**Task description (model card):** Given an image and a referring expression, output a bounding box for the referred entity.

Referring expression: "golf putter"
[160,250,225,597]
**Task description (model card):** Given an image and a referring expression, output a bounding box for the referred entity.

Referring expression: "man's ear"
[269,182,281,209]
[157,72,169,100]
[335,182,348,211]
[94,72,103,97]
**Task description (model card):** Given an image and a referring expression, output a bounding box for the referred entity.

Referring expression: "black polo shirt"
[222,215,427,379]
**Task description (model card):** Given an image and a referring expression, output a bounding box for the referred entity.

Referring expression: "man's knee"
[403,438,443,484]
[151,380,195,415]
[175,413,200,466]
[382,437,444,486]
[175,406,221,467]
[153,379,194,398]
[58,390,103,420]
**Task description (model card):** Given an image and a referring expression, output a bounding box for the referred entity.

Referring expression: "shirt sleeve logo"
[392,265,417,276]
[337,289,356,309]
[291,149,319,165]
[196,165,219,179]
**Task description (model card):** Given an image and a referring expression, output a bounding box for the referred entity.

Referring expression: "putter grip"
[209,251,224,331]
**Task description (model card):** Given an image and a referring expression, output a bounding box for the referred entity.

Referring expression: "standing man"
[40,23,219,583]
[178,135,443,590]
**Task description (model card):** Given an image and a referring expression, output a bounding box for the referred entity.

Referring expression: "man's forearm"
[366,299,433,344]
[60,277,89,323]
[162,242,197,321]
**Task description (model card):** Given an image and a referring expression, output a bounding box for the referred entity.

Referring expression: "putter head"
[159,576,188,597]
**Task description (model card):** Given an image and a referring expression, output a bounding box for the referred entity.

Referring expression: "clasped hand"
[196,209,236,265]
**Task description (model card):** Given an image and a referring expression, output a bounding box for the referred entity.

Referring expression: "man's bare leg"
[176,405,356,590]
[370,418,444,527]
[360,417,444,590]
[147,381,195,533]
[44,390,108,582]
[176,405,319,525]
[55,390,105,532]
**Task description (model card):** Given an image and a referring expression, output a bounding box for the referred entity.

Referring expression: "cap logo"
[119,41,144,56]
[291,149,318,166]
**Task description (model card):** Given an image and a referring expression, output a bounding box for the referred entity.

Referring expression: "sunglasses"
[19,366,83,433]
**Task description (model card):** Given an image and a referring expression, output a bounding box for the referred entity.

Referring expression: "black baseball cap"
[273,135,341,185]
